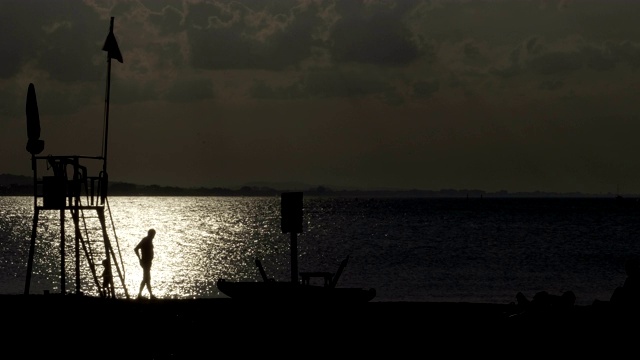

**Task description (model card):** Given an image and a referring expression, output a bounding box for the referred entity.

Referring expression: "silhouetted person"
[610,256,640,307]
[101,258,114,298]
[135,228,156,299]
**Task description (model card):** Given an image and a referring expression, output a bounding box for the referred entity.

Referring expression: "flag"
[102,31,123,63]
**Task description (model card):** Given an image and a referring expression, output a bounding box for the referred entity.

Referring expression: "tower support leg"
[24,208,40,295]
[60,209,66,294]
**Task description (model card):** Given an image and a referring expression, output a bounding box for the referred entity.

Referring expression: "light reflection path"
[0,196,298,299]
[106,196,284,299]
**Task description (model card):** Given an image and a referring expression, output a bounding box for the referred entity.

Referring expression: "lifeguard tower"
[23,17,130,299]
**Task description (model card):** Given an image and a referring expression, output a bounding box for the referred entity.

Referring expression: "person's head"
[148,229,156,238]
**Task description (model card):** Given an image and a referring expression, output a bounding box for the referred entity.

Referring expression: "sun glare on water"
[19,196,287,299]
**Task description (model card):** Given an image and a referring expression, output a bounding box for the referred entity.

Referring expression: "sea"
[1,195,639,306]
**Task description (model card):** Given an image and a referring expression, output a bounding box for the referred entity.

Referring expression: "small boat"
[217,192,376,303]
[216,256,376,303]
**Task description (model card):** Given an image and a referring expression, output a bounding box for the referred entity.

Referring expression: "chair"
[298,255,350,287]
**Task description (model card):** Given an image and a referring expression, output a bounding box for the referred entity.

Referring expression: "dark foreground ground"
[3,294,636,358]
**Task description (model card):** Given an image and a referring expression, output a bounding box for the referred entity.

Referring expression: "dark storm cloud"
[539,80,563,91]
[0,1,105,82]
[463,42,489,67]
[491,38,640,80]
[529,51,583,75]
[581,45,615,72]
[567,1,640,40]
[0,4,33,78]
[413,0,640,92]
[187,1,323,71]
[607,41,640,68]
[0,1,119,120]
[412,80,439,98]
[489,45,523,78]
[184,0,423,71]
[148,42,188,70]
[147,4,186,36]
[330,1,420,66]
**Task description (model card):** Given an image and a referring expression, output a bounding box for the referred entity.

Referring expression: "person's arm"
[134,242,141,260]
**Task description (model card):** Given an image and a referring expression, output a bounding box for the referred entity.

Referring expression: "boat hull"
[216,279,376,303]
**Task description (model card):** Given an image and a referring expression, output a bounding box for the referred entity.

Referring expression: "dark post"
[102,17,114,175]
[73,208,81,294]
[24,209,39,295]
[290,232,298,284]
[60,208,65,294]
[281,192,303,284]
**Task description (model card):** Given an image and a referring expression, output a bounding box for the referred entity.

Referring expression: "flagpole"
[102,16,114,175]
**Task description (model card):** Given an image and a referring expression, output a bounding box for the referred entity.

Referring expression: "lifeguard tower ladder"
[23,17,129,299]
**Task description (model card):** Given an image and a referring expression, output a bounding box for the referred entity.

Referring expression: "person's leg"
[140,266,151,297]
[146,267,154,298]
[139,270,147,297]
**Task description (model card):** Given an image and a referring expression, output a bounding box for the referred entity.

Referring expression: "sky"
[2,0,640,194]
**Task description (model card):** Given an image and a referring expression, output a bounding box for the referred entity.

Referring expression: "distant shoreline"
[0,173,631,197]
[0,185,630,198]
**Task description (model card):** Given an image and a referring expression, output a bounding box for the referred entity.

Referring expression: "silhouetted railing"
[31,155,107,210]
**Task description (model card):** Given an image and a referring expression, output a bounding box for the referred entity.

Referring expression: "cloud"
[161,77,214,102]
[187,1,323,71]
[607,40,640,69]
[330,1,420,66]
[412,80,439,98]
[249,65,395,101]
[4,0,640,193]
